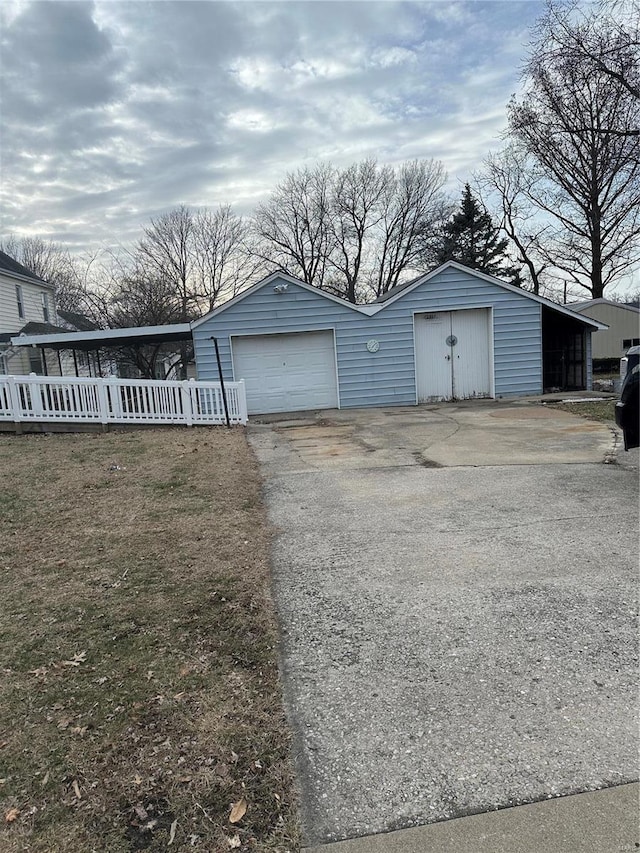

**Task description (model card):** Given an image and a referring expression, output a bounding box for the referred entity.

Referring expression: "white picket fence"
[0,374,248,426]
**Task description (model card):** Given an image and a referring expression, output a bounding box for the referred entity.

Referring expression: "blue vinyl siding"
[193,267,547,408]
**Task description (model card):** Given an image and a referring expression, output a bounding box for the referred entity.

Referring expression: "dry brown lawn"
[546,399,616,423]
[0,427,299,852]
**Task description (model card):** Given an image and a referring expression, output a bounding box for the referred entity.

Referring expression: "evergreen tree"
[436,184,522,284]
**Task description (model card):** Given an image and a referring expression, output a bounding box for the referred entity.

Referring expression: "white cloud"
[1,0,548,255]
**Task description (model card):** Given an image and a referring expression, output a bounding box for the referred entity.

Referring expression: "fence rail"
[0,375,248,426]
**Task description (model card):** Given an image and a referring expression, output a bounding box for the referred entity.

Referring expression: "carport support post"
[211,336,231,428]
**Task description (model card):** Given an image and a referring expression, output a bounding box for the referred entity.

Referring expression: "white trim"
[412,306,495,402]
[412,314,419,406]
[331,326,341,410]
[11,323,192,348]
[488,306,496,399]
[0,267,56,290]
[191,272,370,328]
[229,327,340,413]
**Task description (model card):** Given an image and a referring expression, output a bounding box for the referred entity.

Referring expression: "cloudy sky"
[1,0,544,257]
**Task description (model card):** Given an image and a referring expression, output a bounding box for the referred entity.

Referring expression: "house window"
[28,349,44,374]
[623,338,640,350]
[16,285,25,319]
[41,292,50,322]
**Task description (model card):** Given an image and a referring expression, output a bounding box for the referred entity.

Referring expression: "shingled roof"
[0,250,50,285]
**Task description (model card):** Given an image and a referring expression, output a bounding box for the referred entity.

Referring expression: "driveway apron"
[248,404,639,845]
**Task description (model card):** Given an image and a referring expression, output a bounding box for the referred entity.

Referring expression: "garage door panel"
[232,331,338,414]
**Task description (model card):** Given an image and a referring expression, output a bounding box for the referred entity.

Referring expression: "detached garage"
[192,262,606,415]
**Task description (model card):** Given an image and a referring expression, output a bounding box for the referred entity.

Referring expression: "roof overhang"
[10,323,193,351]
[0,268,56,290]
[368,261,609,329]
[191,262,610,330]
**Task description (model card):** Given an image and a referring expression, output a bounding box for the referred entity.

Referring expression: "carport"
[10,323,193,378]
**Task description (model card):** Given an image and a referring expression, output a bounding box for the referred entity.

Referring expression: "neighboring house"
[56,309,107,376]
[570,299,640,360]
[0,250,59,375]
[192,261,606,415]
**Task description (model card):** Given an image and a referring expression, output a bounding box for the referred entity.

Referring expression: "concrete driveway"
[248,400,639,847]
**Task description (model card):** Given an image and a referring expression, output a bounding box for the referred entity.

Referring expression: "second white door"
[415,309,492,402]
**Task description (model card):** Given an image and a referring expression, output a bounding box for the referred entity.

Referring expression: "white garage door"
[232,330,339,414]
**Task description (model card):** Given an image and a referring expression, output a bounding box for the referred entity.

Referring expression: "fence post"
[29,373,43,419]
[106,377,122,421]
[6,376,21,422]
[96,379,109,425]
[181,380,194,426]
[237,379,248,424]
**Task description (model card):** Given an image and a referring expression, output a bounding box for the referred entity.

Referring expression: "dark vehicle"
[615,363,639,450]
[619,344,640,380]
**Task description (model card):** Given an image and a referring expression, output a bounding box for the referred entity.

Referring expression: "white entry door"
[415,309,492,402]
[232,330,339,414]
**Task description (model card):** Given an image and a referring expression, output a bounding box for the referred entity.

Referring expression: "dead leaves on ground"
[229,797,247,823]
[62,651,87,667]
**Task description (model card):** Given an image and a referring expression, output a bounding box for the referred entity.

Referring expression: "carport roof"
[10,323,192,351]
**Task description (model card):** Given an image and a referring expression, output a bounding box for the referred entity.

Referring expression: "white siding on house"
[0,272,55,335]
[0,266,58,376]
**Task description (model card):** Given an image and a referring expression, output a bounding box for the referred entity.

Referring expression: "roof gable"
[571,298,640,315]
[0,250,53,288]
[190,262,607,331]
[368,261,607,329]
[191,271,371,328]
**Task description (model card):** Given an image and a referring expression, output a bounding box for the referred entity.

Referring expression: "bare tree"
[253,164,334,288]
[375,159,449,297]
[327,159,391,303]
[136,205,196,324]
[479,148,550,294]
[191,205,257,311]
[507,3,640,298]
[535,0,639,110]
[79,253,191,379]
[253,158,449,302]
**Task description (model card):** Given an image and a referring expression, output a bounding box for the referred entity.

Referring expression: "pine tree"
[437,184,521,284]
